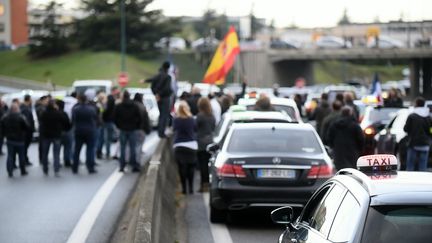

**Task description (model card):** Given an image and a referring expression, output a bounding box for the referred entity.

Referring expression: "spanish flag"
[202,26,240,85]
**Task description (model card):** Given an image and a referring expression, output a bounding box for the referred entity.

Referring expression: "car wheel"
[210,204,227,223]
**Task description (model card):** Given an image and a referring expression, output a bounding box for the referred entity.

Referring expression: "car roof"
[229,111,293,122]
[337,169,432,198]
[72,80,112,86]
[238,97,297,106]
[230,121,313,131]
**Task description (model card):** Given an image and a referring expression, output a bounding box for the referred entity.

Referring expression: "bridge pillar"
[273,60,314,86]
[410,58,432,100]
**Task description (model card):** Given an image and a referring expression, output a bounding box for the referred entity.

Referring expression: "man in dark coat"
[133,93,151,164]
[404,97,432,171]
[1,103,30,177]
[327,106,365,170]
[384,88,403,108]
[71,94,98,174]
[321,100,343,145]
[313,93,331,135]
[20,94,35,166]
[114,91,142,172]
[40,100,70,175]
[101,87,120,159]
[143,61,173,138]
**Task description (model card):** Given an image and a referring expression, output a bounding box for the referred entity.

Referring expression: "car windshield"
[227,128,322,154]
[74,85,106,94]
[361,205,432,243]
[369,108,399,123]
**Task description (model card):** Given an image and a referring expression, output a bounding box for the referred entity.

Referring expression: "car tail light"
[307,165,334,179]
[217,164,246,178]
[364,127,376,136]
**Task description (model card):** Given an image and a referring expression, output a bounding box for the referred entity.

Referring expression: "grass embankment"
[0,48,406,87]
[314,60,407,84]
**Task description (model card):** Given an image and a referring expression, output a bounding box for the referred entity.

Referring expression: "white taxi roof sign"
[357,154,398,173]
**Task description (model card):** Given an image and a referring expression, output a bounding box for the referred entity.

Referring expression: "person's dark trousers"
[157,97,170,137]
[0,135,4,154]
[96,126,104,158]
[24,133,33,164]
[174,147,197,194]
[104,122,115,158]
[197,150,210,185]
[119,130,139,170]
[41,138,61,174]
[61,130,73,166]
[38,136,43,164]
[6,140,26,176]
[73,131,96,173]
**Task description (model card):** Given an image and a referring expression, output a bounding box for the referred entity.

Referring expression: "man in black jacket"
[20,94,35,166]
[143,61,172,138]
[114,91,142,172]
[40,100,71,175]
[1,103,30,177]
[101,87,120,159]
[133,93,151,164]
[404,97,432,171]
[327,106,365,170]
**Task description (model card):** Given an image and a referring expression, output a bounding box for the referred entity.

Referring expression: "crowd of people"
[0,87,151,178]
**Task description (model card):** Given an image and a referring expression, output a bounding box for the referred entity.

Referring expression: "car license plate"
[257,169,296,179]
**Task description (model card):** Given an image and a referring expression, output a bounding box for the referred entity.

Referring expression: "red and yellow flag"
[202,26,240,85]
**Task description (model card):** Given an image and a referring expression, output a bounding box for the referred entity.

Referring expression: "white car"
[126,88,159,128]
[155,37,186,51]
[192,83,220,97]
[72,80,113,96]
[237,97,303,123]
[316,36,352,49]
[367,36,404,49]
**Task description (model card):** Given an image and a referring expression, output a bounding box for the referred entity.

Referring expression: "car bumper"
[210,178,326,210]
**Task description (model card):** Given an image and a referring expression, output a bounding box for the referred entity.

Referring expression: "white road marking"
[66,170,123,243]
[203,193,234,243]
[142,133,160,153]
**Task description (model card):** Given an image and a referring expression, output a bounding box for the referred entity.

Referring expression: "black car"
[208,122,334,223]
[360,106,401,155]
[272,154,432,243]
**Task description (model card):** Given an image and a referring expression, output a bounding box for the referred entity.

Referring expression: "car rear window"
[245,104,297,121]
[227,128,322,154]
[369,108,399,123]
[361,205,432,243]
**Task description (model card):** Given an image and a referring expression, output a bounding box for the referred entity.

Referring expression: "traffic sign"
[118,72,129,87]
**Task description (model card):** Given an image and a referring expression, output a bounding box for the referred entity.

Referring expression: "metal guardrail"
[0,75,67,91]
[111,137,177,243]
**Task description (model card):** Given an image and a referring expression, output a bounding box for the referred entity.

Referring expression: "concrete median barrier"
[111,137,178,243]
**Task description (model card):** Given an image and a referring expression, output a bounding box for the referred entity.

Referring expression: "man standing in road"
[1,103,30,177]
[327,106,364,170]
[20,94,35,166]
[404,97,432,171]
[71,94,98,174]
[113,91,142,172]
[142,61,173,138]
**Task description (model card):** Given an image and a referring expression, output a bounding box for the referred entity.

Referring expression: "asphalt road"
[0,132,160,243]
[183,176,285,243]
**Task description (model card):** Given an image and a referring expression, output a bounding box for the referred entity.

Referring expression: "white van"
[72,80,113,95]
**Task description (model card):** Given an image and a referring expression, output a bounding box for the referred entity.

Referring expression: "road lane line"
[66,170,123,243]
[203,193,234,243]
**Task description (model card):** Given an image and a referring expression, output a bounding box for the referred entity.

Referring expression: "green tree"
[338,8,351,25]
[194,10,229,39]
[28,1,70,58]
[76,0,179,56]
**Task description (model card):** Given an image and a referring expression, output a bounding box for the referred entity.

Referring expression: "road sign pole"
[120,0,126,73]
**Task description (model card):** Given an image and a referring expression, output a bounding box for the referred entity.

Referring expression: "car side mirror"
[206,143,220,154]
[271,206,294,225]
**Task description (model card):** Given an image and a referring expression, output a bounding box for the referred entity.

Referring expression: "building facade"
[0,0,28,48]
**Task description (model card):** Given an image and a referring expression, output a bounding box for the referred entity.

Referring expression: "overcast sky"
[31,0,432,28]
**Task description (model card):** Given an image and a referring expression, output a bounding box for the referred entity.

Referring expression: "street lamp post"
[120,0,126,72]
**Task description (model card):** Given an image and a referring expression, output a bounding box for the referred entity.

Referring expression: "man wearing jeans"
[404,97,432,171]
[114,91,142,172]
[143,61,173,138]
[0,103,30,177]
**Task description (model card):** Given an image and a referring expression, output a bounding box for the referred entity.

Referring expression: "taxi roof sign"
[357,154,398,173]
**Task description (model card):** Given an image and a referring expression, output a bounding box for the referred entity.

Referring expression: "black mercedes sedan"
[207,122,334,223]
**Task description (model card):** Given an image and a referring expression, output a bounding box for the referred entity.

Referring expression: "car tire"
[210,204,227,223]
